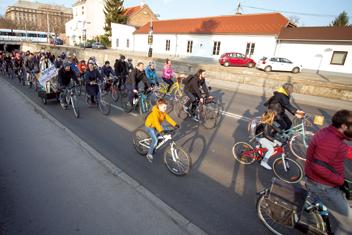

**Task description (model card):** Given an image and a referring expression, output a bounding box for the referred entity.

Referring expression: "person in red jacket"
[305,109,352,235]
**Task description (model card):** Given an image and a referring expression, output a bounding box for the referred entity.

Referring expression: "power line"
[242,5,337,18]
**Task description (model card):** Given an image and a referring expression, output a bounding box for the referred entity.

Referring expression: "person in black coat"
[264,83,304,130]
[58,63,79,106]
[84,62,103,104]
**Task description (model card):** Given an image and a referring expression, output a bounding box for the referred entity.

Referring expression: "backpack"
[182,75,194,85]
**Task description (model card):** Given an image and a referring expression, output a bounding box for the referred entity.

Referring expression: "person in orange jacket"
[145,98,179,162]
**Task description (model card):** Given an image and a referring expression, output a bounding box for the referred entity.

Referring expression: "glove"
[175,124,180,129]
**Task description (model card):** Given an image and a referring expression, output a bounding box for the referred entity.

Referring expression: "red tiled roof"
[278,27,352,41]
[135,13,290,35]
[124,6,142,17]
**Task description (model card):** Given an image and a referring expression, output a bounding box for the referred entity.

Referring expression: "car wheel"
[224,62,229,67]
[292,67,300,74]
[264,66,272,72]
[248,62,254,68]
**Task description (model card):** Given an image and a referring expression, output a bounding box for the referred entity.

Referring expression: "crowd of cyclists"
[1,48,351,235]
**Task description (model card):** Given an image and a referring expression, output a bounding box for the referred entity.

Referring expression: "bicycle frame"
[277,115,311,146]
[138,134,172,151]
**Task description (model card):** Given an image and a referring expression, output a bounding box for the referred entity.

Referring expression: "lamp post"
[144,12,159,57]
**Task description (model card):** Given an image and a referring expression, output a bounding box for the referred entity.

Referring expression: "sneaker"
[183,105,189,113]
[146,154,153,163]
[260,161,272,170]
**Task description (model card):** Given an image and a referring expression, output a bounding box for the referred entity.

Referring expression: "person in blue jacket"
[145,61,159,86]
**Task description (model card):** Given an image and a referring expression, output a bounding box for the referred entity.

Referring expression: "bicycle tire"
[289,131,314,161]
[174,96,189,120]
[272,157,303,184]
[201,101,219,129]
[132,129,150,156]
[71,96,80,119]
[257,194,325,235]
[111,84,119,102]
[232,142,257,164]
[164,144,192,176]
[97,93,111,115]
[138,98,152,119]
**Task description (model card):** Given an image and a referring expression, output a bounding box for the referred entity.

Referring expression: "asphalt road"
[2,75,350,235]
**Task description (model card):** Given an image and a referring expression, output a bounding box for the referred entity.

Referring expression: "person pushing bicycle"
[145,98,179,162]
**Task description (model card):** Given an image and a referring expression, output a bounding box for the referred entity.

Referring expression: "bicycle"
[248,114,315,162]
[121,89,153,119]
[232,140,303,183]
[60,84,80,119]
[26,70,36,89]
[154,77,183,99]
[132,128,192,176]
[85,80,112,115]
[256,178,336,235]
[175,95,221,129]
[15,68,25,86]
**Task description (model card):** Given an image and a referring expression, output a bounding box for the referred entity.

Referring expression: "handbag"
[313,159,352,200]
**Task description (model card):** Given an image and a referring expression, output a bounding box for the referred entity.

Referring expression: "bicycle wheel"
[138,98,152,119]
[289,131,314,161]
[111,84,119,102]
[132,129,150,156]
[164,144,192,176]
[75,85,82,96]
[71,96,80,119]
[97,93,111,115]
[201,102,219,129]
[174,96,189,120]
[232,142,257,164]
[272,157,303,184]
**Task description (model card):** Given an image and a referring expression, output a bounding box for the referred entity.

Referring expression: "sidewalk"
[0,78,203,235]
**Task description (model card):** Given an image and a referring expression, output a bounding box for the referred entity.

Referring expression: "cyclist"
[13,51,25,83]
[101,61,115,78]
[127,58,133,73]
[58,62,79,108]
[84,61,103,104]
[305,110,352,235]
[125,61,150,112]
[162,58,174,92]
[255,109,283,170]
[183,69,212,119]
[0,52,4,73]
[4,52,13,75]
[264,83,304,130]
[115,55,129,89]
[145,98,179,162]
[145,61,159,86]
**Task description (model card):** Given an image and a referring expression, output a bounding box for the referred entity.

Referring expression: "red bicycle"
[232,141,303,183]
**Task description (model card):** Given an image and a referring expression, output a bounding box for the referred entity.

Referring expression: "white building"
[276,27,352,75]
[112,13,295,62]
[111,23,136,51]
[65,0,106,45]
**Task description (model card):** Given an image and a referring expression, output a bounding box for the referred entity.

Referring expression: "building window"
[165,39,170,51]
[187,40,193,53]
[245,42,255,57]
[126,39,130,48]
[213,41,221,55]
[330,51,347,65]
[116,39,119,48]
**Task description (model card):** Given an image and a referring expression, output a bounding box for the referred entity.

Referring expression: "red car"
[219,52,256,68]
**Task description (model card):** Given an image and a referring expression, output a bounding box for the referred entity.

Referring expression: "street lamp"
[77,20,91,48]
[144,12,160,57]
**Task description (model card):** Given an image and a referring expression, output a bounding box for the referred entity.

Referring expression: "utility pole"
[236,0,241,14]
[46,12,50,43]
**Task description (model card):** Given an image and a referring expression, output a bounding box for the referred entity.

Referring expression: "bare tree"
[0,16,18,29]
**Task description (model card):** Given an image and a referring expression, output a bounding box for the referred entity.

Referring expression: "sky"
[1,0,352,26]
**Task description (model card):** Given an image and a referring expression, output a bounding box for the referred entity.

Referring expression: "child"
[145,98,179,162]
[255,109,283,170]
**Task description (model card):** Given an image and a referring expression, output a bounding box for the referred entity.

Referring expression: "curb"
[4,78,207,235]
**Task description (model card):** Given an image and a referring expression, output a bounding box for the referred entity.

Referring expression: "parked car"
[92,42,107,49]
[219,52,256,68]
[53,38,63,45]
[79,42,92,48]
[256,57,302,73]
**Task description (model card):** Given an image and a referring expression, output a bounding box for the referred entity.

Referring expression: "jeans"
[146,124,168,156]
[257,138,275,162]
[306,179,352,235]
[276,113,292,130]
[184,90,198,113]
[126,84,135,106]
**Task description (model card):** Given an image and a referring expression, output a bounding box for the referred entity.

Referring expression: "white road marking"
[221,111,251,121]
[111,103,138,117]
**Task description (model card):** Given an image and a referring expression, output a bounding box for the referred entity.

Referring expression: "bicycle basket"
[248,117,261,138]
[266,178,308,227]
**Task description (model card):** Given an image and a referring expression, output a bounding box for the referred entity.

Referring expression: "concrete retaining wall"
[22,42,352,101]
